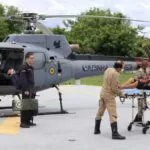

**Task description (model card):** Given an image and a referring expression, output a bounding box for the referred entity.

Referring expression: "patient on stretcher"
[119,77,150,90]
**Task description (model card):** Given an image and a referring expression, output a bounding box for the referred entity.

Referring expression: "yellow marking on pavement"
[0,117,20,135]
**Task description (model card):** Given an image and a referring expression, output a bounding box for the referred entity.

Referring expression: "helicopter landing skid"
[37,110,75,116]
[0,85,72,117]
[0,109,75,118]
[54,85,67,113]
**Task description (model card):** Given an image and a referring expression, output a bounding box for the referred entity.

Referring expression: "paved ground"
[0,85,150,150]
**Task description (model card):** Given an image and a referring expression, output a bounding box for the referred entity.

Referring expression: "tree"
[0,4,24,41]
[52,26,66,35]
[5,5,25,34]
[62,8,146,56]
[140,38,150,57]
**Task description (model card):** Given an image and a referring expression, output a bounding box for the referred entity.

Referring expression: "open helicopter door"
[0,47,24,95]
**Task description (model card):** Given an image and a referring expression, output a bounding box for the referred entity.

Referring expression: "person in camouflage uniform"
[120,60,149,123]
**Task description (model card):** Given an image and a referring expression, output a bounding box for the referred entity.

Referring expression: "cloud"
[114,4,125,14]
[138,0,150,10]
[0,0,150,36]
[0,0,65,14]
[141,27,150,37]
[0,0,149,20]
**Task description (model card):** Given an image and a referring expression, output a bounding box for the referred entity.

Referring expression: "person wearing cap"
[133,60,148,123]
[134,60,148,80]
[120,60,149,123]
[94,60,125,140]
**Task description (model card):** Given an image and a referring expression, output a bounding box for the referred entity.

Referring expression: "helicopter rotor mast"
[0,12,53,34]
[21,13,53,34]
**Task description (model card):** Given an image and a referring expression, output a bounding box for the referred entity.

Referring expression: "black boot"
[133,114,142,123]
[111,122,126,140]
[28,116,36,126]
[20,123,30,128]
[20,111,30,128]
[27,111,36,126]
[94,119,101,134]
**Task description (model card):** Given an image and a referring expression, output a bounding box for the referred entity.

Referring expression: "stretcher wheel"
[142,127,148,134]
[127,124,132,131]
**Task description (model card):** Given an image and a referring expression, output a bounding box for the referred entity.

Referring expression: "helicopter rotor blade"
[0,14,149,23]
[0,16,25,22]
[39,15,150,23]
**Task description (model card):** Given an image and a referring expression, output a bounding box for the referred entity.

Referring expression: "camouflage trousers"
[137,98,147,118]
[95,97,117,123]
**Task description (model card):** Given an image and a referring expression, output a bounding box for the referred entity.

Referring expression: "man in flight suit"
[94,61,125,140]
[20,52,36,128]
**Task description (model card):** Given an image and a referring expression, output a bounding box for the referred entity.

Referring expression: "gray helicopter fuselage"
[0,34,138,95]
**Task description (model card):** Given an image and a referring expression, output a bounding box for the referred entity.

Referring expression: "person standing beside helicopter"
[94,61,125,140]
[19,52,36,128]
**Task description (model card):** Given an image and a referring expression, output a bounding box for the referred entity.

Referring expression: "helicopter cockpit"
[0,48,24,85]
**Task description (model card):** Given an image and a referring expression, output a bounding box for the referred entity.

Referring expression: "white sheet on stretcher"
[123,89,150,95]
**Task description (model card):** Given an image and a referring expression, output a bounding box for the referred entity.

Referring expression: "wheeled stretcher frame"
[120,89,150,134]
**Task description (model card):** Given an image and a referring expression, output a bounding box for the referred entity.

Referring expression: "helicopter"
[0,13,145,113]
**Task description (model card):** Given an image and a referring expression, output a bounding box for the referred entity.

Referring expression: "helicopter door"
[32,52,46,87]
[46,58,60,85]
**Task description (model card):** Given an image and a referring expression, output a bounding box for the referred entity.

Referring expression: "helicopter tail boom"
[72,60,137,79]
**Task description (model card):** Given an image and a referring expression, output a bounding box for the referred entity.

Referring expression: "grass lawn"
[62,72,134,86]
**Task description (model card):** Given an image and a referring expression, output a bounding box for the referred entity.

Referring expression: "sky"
[0,0,150,36]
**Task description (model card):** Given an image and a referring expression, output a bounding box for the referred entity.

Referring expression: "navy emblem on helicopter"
[49,67,55,75]
[53,40,61,48]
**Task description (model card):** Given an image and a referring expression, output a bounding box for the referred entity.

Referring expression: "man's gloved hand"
[119,92,126,103]
[121,93,126,98]
[118,91,126,98]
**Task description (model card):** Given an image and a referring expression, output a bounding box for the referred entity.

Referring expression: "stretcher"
[120,89,150,134]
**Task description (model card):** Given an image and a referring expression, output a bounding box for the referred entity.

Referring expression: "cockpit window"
[32,52,45,69]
